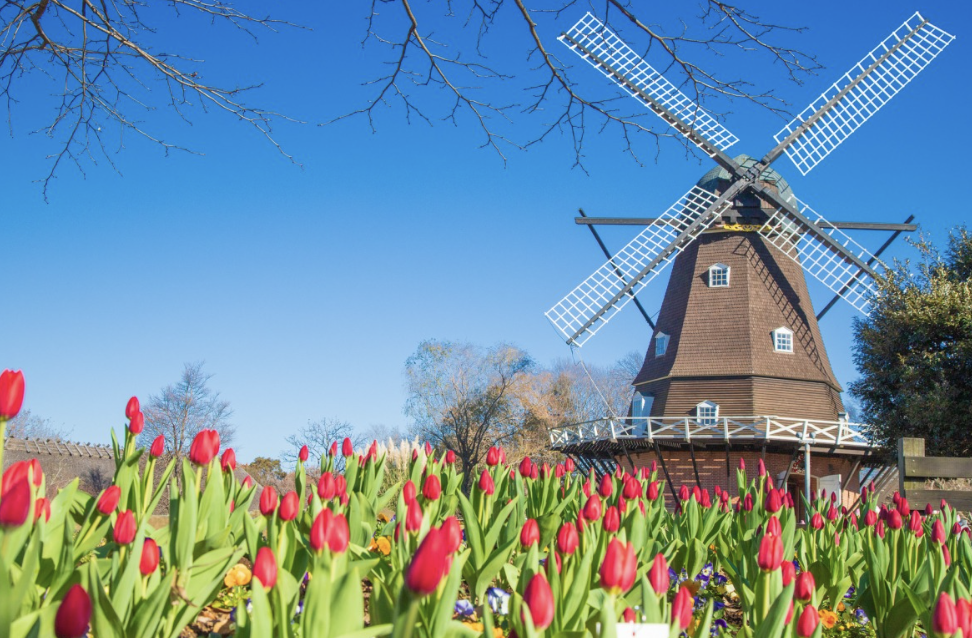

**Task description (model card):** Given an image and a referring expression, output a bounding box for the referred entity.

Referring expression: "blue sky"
[3,1,969,461]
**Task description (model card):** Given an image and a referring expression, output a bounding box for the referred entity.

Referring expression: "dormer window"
[631,391,654,419]
[655,332,669,357]
[696,401,719,426]
[773,327,794,353]
[708,263,730,288]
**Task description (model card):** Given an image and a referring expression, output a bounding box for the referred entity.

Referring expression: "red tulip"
[0,370,25,420]
[329,441,338,456]
[114,510,137,544]
[555,464,565,478]
[478,470,495,495]
[796,605,818,637]
[342,437,354,457]
[140,538,160,575]
[738,458,746,471]
[54,584,91,638]
[259,487,278,516]
[565,458,575,473]
[445,450,456,464]
[766,515,782,537]
[864,509,877,527]
[944,544,952,567]
[125,396,140,419]
[242,476,253,488]
[486,447,501,466]
[422,474,441,501]
[521,519,540,547]
[220,448,237,473]
[129,411,144,435]
[933,592,958,635]
[672,584,694,629]
[402,480,417,504]
[2,460,35,495]
[310,509,350,553]
[335,475,347,497]
[253,546,278,589]
[519,457,533,478]
[405,527,450,595]
[757,533,784,571]
[956,598,972,638]
[795,571,815,601]
[647,481,660,501]
[583,494,602,521]
[622,477,641,500]
[0,477,31,527]
[898,497,911,518]
[406,499,423,532]
[742,493,754,511]
[810,513,824,530]
[602,506,621,532]
[318,472,336,500]
[876,520,886,538]
[600,538,637,594]
[781,560,795,586]
[188,429,220,465]
[279,491,299,521]
[298,445,309,463]
[522,573,555,630]
[149,435,165,457]
[931,519,947,544]
[648,553,669,594]
[557,522,579,555]
[888,509,904,530]
[623,608,636,623]
[599,474,613,498]
[97,485,121,515]
[32,496,50,523]
[765,489,782,513]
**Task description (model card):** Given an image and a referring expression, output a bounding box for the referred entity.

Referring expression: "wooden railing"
[897,437,972,510]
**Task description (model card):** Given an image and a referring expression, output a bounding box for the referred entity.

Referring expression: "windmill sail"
[546,185,723,346]
[560,13,739,156]
[774,12,955,176]
[758,199,881,316]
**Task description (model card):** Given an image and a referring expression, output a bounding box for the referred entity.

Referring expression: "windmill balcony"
[548,415,875,451]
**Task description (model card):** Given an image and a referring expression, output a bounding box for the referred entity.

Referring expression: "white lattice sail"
[546,186,722,346]
[758,199,881,316]
[560,13,739,155]
[776,12,955,176]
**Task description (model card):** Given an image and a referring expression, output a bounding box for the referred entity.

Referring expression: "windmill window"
[773,327,794,353]
[631,391,654,419]
[655,333,669,357]
[696,401,719,426]
[708,263,730,287]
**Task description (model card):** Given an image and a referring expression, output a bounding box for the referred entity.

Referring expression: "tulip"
[479,470,495,495]
[647,553,670,594]
[140,538,160,575]
[765,489,782,513]
[30,496,50,524]
[565,458,575,473]
[0,369,25,420]
[583,494,602,521]
[602,506,621,532]
[600,538,637,594]
[335,475,347,497]
[623,608,636,623]
[403,480,417,504]
[125,396,140,419]
[933,592,958,635]
[329,441,338,456]
[781,560,795,586]
[242,476,253,488]
[810,513,824,530]
[738,458,746,471]
[310,509,350,554]
[864,509,877,527]
[279,491,299,521]
[486,447,501,466]
[441,516,462,553]
[97,485,121,515]
[519,457,533,478]
[188,429,220,465]
[259,487,278,516]
[129,411,144,435]
[253,547,278,589]
[221,448,237,473]
[149,435,165,457]
[647,481,660,501]
[2,460,32,495]
[557,522,579,555]
[766,515,782,537]
[522,573,555,630]
[827,505,838,521]
[405,527,450,595]
[876,520,886,538]
[114,510,137,544]
[555,464,565,478]
[672,585,694,630]
[757,533,784,571]
[888,509,903,530]
[0,478,31,527]
[795,571,815,601]
[339,437,353,457]
[742,493,754,511]
[406,499,423,532]
[317,472,336,500]
[521,519,540,547]
[54,584,91,638]
[956,598,972,638]
[944,544,952,567]
[599,474,613,498]
[898,497,911,517]
[445,450,456,464]
[757,458,766,477]
[796,605,819,637]
[422,474,441,501]
[910,511,923,536]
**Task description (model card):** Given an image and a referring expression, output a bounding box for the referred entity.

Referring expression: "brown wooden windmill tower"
[544,12,954,511]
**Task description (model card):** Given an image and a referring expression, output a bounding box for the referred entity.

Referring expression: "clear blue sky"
[3,1,969,462]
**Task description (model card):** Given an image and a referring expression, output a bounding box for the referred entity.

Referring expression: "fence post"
[897,437,925,497]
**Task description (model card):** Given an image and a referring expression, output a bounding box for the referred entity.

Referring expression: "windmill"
[544,12,954,508]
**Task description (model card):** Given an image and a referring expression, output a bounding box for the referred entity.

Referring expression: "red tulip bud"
[757,533,784,571]
[521,519,540,547]
[221,448,237,473]
[888,509,903,530]
[765,489,782,513]
[259,487,278,516]
[766,515,782,537]
[310,508,350,554]
[242,476,253,488]
[758,458,766,477]
[810,513,824,530]
[54,584,91,638]
[864,509,877,527]
[402,480,417,504]
[957,599,972,638]
[796,605,819,637]
[623,608,636,623]
[599,474,613,498]
[253,546,278,589]
[125,396,140,420]
[672,585,694,629]
[188,429,220,465]
[422,474,441,501]
[405,527,450,595]
[910,511,923,536]
[0,478,30,527]
[795,571,815,601]
[445,450,456,464]
[442,516,462,553]
[406,499,423,532]
[583,494,602,521]
[335,475,347,497]
[522,573,555,630]
[557,522,579,555]
[944,544,952,566]
[827,505,838,521]
[555,464,565,478]
[97,485,121,515]
[341,437,353,457]
[898,497,911,517]
[113,510,137,545]
[279,491,299,521]
[149,435,165,457]
[743,493,754,511]
[600,538,637,595]
[603,506,621,532]
[933,592,959,635]
[34,497,51,523]
[478,470,495,495]
[129,411,144,435]
[329,441,338,456]
[876,519,886,538]
[140,538,160,575]
[647,481,660,501]
[486,447,500,466]
[648,553,669,594]
[679,485,691,502]
[565,458,575,473]
[299,445,309,462]
[0,370,25,420]
[781,560,795,586]
[318,472,336,500]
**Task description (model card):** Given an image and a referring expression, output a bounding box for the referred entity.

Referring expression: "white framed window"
[631,391,654,418]
[696,401,719,426]
[655,332,669,357]
[708,263,730,288]
[772,327,794,353]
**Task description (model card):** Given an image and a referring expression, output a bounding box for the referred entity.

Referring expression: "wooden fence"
[897,437,972,511]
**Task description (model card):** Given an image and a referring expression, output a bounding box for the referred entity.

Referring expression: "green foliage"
[851,226,972,457]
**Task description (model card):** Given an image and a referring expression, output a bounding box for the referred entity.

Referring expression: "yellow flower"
[224,564,252,588]
[462,622,485,632]
[376,537,392,556]
[819,609,838,629]
[378,511,391,523]
[837,601,846,612]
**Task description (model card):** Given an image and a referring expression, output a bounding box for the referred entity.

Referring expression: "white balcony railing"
[548,415,874,450]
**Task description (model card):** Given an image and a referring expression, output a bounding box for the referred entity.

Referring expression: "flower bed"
[1,368,971,638]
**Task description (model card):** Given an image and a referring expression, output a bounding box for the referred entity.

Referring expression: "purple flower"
[455,600,475,617]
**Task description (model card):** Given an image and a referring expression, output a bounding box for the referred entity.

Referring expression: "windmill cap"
[697,154,795,203]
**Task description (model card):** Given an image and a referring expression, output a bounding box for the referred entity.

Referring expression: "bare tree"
[142,362,234,469]
[282,417,363,469]
[5,408,67,440]
[404,339,533,490]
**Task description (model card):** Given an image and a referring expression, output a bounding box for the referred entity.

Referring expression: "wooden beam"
[574,217,917,232]
[897,437,925,496]
[903,456,972,479]
[900,489,972,512]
